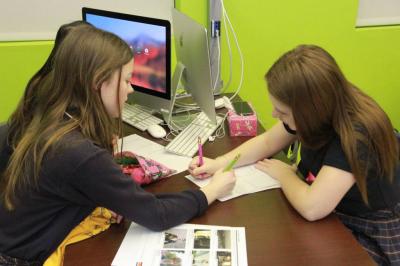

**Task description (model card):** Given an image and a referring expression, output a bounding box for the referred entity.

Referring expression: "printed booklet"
[112,223,248,266]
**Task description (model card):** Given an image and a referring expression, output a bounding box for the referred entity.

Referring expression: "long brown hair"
[7,21,92,146]
[2,26,133,210]
[265,44,399,204]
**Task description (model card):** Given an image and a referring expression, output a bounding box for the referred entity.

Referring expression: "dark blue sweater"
[0,125,207,263]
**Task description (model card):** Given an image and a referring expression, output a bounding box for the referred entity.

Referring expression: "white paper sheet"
[186,164,281,201]
[112,223,248,266]
[118,134,192,174]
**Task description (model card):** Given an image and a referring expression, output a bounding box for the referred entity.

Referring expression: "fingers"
[256,158,282,167]
[255,159,273,173]
[192,166,210,177]
[192,165,203,175]
[255,158,284,168]
[188,156,200,170]
[188,163,212,179]
[188,157,205,177]
[256,159,271,167]
[195,173,212,180]
[254,162,266,172]
[109,210,117,218]
[214,170,236,193]
[189,156,209,171]
[110,211,123,224]
[188,156,220,180]
[201,169,237,201]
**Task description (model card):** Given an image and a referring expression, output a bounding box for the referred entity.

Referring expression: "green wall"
[0,42,53,122]
[178,0,400,130]
[1,1,399,130]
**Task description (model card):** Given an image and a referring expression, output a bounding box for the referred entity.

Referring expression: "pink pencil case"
[114,151,176,185]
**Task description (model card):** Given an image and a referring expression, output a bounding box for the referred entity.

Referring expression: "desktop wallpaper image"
[130,34,167,93]
[86,14,167,93]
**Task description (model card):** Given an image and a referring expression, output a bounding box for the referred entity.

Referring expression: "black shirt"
[283,123,400,216]
[0,125,208,262]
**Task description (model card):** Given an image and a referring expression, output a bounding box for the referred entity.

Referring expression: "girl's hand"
[200,168,236,204]
[109,210,123,224]
[255,159,297,181]
[188,156,226,179]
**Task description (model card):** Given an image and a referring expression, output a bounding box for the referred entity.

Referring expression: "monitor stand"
[161,62,197,131]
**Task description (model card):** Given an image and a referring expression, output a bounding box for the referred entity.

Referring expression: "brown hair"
[265,44,399,204]
[8,21,92,146]
[2,26,133,210]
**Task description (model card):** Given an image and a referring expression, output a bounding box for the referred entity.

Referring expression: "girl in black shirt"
[189,45,400,265]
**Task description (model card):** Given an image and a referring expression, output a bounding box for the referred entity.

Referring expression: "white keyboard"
[122,103,163,131]
[165,112,223,157]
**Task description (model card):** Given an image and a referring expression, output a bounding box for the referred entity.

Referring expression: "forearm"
[218,123,297,168]
[200,186,219,205]
[278,173,320,221]
[124,190,208,231]
[218,133,272,167]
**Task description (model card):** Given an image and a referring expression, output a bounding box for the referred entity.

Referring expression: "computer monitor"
[82,7,171,111]
[171,9,217,125]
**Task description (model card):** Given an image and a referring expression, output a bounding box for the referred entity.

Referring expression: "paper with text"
[112,223,248,266]
[186,164,280,201]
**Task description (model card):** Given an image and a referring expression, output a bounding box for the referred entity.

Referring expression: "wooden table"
[64,122,374,265]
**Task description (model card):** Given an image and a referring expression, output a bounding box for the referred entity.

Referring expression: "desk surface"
[64,122,373,265]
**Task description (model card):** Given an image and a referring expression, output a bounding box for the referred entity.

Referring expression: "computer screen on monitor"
[171,9,217,124]
[82,7,171,111]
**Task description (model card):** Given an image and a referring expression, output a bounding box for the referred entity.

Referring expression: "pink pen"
[198,136,204,166]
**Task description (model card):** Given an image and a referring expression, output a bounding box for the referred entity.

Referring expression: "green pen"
[223,154,241,172]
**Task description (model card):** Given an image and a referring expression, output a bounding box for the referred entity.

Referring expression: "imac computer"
[83,7,217,126]
[170,8,217,125]
[82,7,171,112]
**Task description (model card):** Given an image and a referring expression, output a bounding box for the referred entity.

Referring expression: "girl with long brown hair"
[0,25,235,265]
[190,45,400,264]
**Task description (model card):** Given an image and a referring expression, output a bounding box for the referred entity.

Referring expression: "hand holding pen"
[199,155,239,203]
[189,153,241,179]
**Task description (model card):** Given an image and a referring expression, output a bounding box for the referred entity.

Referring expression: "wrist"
[200,185,218,205]
[216,155,229,168]
[278,171,298,184]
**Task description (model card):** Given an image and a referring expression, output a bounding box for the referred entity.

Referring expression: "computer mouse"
[147,124,167,139]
